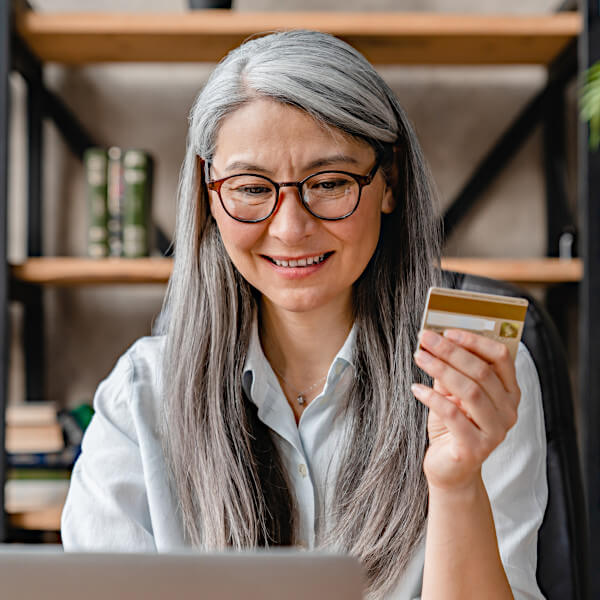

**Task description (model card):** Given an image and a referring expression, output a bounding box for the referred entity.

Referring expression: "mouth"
[263,251,334,268]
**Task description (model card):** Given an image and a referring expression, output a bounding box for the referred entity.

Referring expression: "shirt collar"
[242,311,356,409]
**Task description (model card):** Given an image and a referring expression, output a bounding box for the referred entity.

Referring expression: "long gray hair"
[158,30,441,599]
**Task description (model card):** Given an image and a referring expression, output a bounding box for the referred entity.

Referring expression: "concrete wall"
[7,0,578,407]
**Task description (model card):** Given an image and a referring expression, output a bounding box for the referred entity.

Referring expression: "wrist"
[427,472,485,505]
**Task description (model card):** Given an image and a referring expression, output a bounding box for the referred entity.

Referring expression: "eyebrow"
[223,154,362,175]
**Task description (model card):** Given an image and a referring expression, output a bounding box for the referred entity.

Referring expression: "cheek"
[333,203,382,254]
[212,209,264,267]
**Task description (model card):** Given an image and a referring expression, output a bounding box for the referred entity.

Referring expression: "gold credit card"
[419,287,529,361]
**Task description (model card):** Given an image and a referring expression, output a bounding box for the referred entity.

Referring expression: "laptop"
[0,547,364,600]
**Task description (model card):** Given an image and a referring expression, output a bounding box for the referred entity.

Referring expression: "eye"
[239,185,272,195]
[313,178,347,190]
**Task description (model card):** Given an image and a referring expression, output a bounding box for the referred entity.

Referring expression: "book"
[106,145,125,257]
[122,149,153,257]
[6,402,58,426]
[7,468,73,481]
[7,446,80,470]
[6,468,71,528]
[4,404,93,531]
[4,478,70,516]
[5,424,64,453]
[5,402,64,453]
[84,148,109,258]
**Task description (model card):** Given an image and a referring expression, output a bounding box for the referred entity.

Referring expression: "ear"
[381,183,395,214]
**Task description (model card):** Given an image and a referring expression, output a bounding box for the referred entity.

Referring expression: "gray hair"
[158,30,441,599]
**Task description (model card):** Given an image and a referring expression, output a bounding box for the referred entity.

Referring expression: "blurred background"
[7,0,578,408]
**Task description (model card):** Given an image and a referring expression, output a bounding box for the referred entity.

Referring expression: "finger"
[433,378,475,423]
[414,348,508,440]
[419,329,512,411]
[433,378,450,396]
[442,328,519,394]
[411,383,483,456]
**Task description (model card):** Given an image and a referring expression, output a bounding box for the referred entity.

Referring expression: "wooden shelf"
[10,257,582,286]
[11,257,172,285]
[15,10,581,65]
[441,257,582,284]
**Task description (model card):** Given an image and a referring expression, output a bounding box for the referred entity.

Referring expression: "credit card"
[418,287,529,361]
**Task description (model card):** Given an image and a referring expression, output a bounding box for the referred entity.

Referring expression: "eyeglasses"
[201,158,380,223]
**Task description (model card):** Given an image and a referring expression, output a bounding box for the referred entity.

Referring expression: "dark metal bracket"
[443,41,578,250]
[0,0,12,543]
[12,34,96,160]
[580,4,600,597]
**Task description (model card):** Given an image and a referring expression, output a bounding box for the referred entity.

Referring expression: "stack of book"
[4,402,91,531]
[84,146,154,258]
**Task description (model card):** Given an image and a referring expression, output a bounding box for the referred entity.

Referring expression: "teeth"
[272,253,327,267]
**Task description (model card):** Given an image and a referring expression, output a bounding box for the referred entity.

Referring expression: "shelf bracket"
[443,41,578,246]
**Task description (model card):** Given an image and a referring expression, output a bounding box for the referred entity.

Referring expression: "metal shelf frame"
[0,0,10,543]
[579,1,600,597]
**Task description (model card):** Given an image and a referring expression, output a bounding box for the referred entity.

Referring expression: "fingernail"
[443,329,463,342]
[411,383,426,395]
[414,349,431,364]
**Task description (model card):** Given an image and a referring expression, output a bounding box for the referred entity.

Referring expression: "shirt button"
[298,463,308,478]
[334,363,343,375]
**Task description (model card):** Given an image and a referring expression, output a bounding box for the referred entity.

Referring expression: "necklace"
[272,366,327,405]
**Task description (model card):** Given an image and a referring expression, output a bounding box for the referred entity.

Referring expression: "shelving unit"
[8,256,584,286]
[14,10,580,65]
[0,3,596,583]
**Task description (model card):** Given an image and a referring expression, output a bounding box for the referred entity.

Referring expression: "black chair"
[443,270,589,600]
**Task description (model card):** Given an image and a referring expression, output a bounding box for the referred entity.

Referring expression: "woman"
[62,30,547,599]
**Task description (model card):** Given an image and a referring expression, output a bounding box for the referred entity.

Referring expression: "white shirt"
[61,319,547,599]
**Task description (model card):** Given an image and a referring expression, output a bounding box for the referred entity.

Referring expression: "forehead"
[212,98,373,171]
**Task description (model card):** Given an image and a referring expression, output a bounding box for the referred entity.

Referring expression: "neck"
[259,296,353,388]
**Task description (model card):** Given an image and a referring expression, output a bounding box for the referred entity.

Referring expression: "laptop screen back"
[0,548,364,600]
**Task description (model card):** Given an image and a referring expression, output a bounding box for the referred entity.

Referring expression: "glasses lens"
[302,172,359,218]
[220,175,277,221]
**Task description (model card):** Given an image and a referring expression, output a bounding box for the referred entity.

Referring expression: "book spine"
[106,146,124,257]
[122,150,153,258]
[7,446,81,469]
[84,148,109,258]
[7,468,73,480]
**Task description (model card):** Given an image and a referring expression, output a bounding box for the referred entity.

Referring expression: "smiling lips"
[265,251,333,268]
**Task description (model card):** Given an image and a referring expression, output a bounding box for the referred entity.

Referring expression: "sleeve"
[481,342,548,600]
[61,352,156,551]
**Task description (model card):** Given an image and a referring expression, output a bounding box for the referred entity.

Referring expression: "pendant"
[297,395,305,405]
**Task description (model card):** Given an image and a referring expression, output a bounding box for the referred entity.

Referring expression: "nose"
[267,186,316,243]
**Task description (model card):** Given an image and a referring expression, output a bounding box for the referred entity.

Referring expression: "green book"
[122,149,153,258]
[106,146,124,257]
[7,468,72,481]
[83,148,109,258]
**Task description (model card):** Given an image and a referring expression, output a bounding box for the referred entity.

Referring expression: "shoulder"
[92,335,166,439]
[63,334,173,551]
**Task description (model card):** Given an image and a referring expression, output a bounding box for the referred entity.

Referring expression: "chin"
[266,289,344,315]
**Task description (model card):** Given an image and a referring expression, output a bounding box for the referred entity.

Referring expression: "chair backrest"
[442,270,589,600]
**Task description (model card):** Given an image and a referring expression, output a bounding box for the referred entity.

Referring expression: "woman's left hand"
[412,328,521,491]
